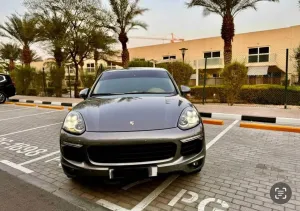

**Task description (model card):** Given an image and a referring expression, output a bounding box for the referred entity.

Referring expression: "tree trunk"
[221,12,235,66]
[119,32,129,68]
[54,47,63,68]
[9,59,15,72]
[22,44,32,67]
[74,63,79,98]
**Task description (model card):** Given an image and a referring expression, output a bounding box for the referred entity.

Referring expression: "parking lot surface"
[0,103,299,211]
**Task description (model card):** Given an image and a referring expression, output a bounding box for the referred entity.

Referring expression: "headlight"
[178,107,200,130]
[63,111,86,135]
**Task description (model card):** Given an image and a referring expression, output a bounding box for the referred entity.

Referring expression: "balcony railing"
[194,58,224,69]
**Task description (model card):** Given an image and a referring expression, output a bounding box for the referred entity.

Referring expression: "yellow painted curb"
[68,107,72,111]
[15,103,36,107]
[240,122,300,133]
[4,102,15,104]
[203,119,224,125]
[38,105,64,110]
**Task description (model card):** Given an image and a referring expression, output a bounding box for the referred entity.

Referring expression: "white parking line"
[0,107,33,113]
[206,120,239,150]
[0,160,33,174]
[0,110,62,121]
[129,120,239,211]
[0,122,62,137]
[19,151,60,166]
[97,199,130,211]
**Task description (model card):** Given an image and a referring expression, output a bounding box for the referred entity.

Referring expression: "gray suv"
[60,68,206,179]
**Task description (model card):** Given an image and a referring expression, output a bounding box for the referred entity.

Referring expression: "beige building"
[31,58,123,86]
[129,25,300,86]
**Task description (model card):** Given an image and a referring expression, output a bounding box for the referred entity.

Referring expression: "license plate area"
[109,166,157,179]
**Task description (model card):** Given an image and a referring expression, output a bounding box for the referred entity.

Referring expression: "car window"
[0,75,6,83]
[92,70,177,95]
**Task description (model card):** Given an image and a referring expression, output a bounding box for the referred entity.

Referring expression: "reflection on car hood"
[72,95,193,132]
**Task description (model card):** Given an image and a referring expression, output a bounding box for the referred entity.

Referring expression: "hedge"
[27,88,38,96]
[46,87,55,97]
[191,85,300,105]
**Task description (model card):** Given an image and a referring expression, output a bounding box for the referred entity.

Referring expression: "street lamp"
[179,48,188,63]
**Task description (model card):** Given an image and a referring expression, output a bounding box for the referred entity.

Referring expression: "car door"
[0,75,6,92]
[3,76,16,97]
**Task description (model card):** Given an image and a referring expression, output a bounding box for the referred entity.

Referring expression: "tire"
[62,164,77,179]
[0,92,6,104]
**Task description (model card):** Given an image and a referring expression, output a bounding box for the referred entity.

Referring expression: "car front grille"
[87,143,177,163]
[181,139,203,156]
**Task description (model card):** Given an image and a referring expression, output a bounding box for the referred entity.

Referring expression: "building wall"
[129,25,300,76]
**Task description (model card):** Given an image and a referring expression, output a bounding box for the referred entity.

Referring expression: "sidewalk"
[0,170,85,211]
[9,95,300,119]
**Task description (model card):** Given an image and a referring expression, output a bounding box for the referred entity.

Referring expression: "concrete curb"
[200,112,300,125]
[240,122,300,133]
[9,99,78,107]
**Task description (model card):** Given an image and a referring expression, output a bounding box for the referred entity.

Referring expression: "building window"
[87,63,95,72]
[163,55,176,60]
[204,51,221,58]
[248,47,269,63]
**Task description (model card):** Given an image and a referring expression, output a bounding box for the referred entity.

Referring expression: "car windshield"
[91,70,177,95]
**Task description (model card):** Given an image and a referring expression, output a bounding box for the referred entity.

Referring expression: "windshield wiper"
[123,91,174,94]
[91,93,125,96]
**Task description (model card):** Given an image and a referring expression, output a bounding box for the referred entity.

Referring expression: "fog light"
[188,160,202,169]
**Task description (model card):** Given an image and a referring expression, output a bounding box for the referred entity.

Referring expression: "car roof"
[104,67,167,73]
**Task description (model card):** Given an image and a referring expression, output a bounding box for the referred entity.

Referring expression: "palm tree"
[108,0,148,67]
[34,10,68,67]
[0,43,21,72]
[187,0,279,65]
[90,30,117,74]
[0,14,40,66]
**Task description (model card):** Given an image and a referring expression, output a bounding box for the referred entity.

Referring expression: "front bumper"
[60,125,206,178]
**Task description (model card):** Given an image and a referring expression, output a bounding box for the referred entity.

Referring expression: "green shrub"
[62,88,68,94]
[49,66,65,97]
[191,85,300,105]
[221,62,248,105]
[46,87,55,97]
[78,87,84,93]
[80,71,95,88]
[27,88,38,96]
[32,71,46,95]
[157,62,194,87]
[13,66,36,95]
[128,60,153,67]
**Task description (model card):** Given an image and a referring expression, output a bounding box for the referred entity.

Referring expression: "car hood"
[72,95,193,132]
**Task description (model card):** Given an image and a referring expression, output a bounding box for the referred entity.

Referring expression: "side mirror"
[180,85,191,95]
[79,88,90,99]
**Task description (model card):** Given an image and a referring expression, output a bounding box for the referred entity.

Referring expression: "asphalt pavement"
[0,170,85,211]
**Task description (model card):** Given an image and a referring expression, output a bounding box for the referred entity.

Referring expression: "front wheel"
[0,92,6,104]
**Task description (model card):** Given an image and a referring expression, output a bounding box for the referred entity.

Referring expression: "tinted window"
[249,48,258,55]
[212,51,221,58]
[92,70,176,94]
[204,52,211,58]
[259,47,269,54]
